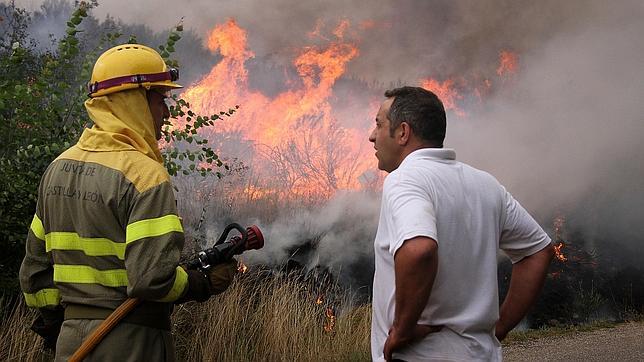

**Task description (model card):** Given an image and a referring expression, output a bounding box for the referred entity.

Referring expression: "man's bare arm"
[384,236,440,360]
[496,244,554,341]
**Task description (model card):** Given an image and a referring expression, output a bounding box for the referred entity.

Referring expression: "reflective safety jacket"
[19,88,188,313]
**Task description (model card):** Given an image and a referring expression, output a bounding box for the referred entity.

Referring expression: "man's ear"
[397,122,411,146]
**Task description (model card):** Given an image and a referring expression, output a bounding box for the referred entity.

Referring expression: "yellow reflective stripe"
[30,214,45,240]
[126,214,183,244]
[45,232,126,260]
[158,266,188,302]
[23,288,61,308]
[53,265,128,287]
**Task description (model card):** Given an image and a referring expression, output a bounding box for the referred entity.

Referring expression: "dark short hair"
[384,86,446,147]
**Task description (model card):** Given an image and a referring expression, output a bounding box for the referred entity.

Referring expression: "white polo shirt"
[371,148,552,362]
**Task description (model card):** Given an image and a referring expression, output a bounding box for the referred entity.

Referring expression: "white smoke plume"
[248,191,380,266]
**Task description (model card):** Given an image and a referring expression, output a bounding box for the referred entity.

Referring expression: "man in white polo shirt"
[369,86,554,361]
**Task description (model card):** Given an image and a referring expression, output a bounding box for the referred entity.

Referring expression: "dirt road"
[503,321,644,361]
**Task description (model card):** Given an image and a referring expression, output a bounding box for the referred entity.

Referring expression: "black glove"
[177,259,238,303]
[206,258,238,295]
[30,307,64,350]
[177,269,213,303]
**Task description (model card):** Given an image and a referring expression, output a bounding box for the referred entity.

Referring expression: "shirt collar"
[399,147,456,168]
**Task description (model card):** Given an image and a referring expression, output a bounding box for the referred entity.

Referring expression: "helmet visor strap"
[88,68,180,95]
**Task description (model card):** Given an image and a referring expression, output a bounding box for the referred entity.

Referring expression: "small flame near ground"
[553,214,568,262]
[554,241,567,262]
[548,213,598,279]
[314,294,336,332]
[237,258,248,274]
[324,306,336,333]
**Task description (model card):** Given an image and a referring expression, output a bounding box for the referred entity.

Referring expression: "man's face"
[147,89,170,141]
[369,98,401,172]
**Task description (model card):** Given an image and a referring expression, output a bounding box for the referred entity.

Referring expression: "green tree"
[0,1,233,292]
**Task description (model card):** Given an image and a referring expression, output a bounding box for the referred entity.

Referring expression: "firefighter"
[19,44,236,361]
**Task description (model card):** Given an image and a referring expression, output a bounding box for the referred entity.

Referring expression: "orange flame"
[178,20,522,200]
[324,307,336,333]
[554,242,567,262]
[180,19,374,199]
[497,50,519,77]
[333,19,350,39]
[316,295,324,305]
[420,78,465,116]
[238,258,248,274]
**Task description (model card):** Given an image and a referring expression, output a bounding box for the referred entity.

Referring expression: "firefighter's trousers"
[55,319,176,361]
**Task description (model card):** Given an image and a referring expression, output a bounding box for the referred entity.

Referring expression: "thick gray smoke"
[448,1,644,263]
[247,191,379,288]
[15,0,644,274]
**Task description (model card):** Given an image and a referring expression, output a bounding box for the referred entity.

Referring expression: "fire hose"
[69,223,264,362]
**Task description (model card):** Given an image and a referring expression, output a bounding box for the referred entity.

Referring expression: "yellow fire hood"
[78,88,163,163]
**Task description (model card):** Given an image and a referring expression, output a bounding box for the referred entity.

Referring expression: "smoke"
[247,191,379,274]
[448,0,644,261]
[18,0,73,49]
[15,0,644,272]
[34,0,630,82]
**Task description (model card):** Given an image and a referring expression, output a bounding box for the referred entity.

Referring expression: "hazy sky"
[17,0,636,83]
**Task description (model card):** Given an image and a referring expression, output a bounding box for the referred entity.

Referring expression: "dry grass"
[173,270,371,361]
[0,297,51,361]
[0,271,371,361]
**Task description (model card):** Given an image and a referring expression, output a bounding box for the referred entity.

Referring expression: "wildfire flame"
[237,258,248,274]
[323,306,336,333]
[496,50,519,77]
[420,78,465,116]
[554,241,567,262]
[178,20,523,199]
[316,295,324,305]
[552,214,568,262]
[181,19,374,198]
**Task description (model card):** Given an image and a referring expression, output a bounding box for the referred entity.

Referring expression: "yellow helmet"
[87,43,182,97]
